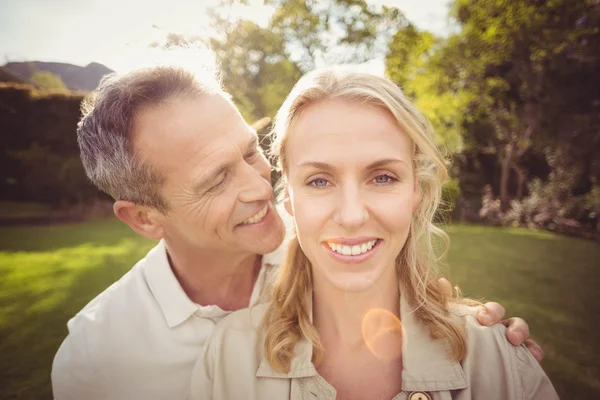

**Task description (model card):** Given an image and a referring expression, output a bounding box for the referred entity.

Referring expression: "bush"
[478,179,598,239]
[0,83,102,206]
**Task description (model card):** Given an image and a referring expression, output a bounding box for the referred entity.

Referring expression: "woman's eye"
[310,178,330,188]
[373,174,394,184]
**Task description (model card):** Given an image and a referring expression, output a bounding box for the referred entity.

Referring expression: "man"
[52,66,542,399]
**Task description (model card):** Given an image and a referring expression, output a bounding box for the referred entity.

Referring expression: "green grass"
[0,218,154,399]
[444,224,600,399]
[0,220,598,399]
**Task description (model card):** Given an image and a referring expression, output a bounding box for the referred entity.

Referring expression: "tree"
[386,25,470,153]
[205,10,303,122]
[450,0,599,211]
[196,0,407,122]
[267,0,406,71]
[385,0,600,231]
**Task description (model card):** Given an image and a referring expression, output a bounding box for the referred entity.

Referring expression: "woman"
[188,68,558,399]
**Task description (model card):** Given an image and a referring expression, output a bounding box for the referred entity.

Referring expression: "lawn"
[0,218,154,400]
[0,219,599,399]
[444,224,600,399]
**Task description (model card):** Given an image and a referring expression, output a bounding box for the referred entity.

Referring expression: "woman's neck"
[312,266,402,353]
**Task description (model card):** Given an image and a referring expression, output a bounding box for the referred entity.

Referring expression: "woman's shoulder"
[448,302,518,350]
[448,302,532,376]
[448,303,558,400]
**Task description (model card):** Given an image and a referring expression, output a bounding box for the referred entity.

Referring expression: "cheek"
[371,191,415,231]
[290,192,332,240]
[181,193,236,233]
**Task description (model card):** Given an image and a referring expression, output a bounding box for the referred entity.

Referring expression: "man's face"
[134,94,286,257]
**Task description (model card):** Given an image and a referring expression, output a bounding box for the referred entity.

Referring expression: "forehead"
[133,94,254,174]
[286,99,413,169]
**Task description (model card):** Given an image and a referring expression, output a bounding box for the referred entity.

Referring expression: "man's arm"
[439,278,544,362]
[51,321,103,400]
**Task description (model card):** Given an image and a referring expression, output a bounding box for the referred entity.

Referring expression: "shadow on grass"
[0,238,154,400]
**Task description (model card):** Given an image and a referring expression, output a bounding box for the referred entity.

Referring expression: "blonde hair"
[264,67,468,373]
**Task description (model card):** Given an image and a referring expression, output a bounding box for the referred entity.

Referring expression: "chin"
[327,270,388,293]
[254,230,286,255]
[238,217,286,256]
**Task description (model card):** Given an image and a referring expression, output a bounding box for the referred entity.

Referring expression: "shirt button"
[408,392,432,400]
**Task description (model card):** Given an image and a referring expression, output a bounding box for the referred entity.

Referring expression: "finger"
[524,339,545,363]
[477,302,505,326]
[502,317,530,346]
[438,277,453,299]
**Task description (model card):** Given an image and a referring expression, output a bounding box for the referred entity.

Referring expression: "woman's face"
[284,99,419,293]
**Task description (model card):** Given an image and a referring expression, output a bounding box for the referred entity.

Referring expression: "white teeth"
[240,205,268,225]
[327,239,378,256]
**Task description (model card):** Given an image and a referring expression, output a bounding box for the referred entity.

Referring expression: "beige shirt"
[188,296,558,400]
[51,239,282,400]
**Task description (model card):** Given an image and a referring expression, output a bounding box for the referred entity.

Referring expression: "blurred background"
[0,0,599,398]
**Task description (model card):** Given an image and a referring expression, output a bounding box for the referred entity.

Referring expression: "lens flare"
[361,308,403,361]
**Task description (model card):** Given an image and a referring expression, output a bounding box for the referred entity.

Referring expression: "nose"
[238,161,273,203]
[332,183,369,230]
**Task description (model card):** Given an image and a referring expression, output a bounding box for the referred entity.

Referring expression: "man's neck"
[164,239,262,311]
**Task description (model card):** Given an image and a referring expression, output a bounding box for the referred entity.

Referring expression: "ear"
[113,200,165,241]
[412,179,421,212]
[283,188,294,217]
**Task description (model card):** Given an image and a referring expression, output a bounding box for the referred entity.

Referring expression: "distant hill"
[1,61,114,91]
[0,66,36,86]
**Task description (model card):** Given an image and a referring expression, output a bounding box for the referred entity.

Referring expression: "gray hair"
[77,66,223,213]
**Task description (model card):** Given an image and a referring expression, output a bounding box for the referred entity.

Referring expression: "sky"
[0,0,456,73]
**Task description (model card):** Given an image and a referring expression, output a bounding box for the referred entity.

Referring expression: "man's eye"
[373,174,395,184]
[208,175,228,193]
[309,178,330,188]
[245,150,259,161]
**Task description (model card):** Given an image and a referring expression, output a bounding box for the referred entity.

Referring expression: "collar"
[256,288,319,380]
[262,202,296,268]
[248,258,278,307]
[255,291,468,392]
[144,240,281,328]
[143,240,199,328]
[400,294,469,391]
[256,337,319,379]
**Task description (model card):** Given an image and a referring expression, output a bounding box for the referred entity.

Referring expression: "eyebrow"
[299,158,410,171]
[193,165,230,194]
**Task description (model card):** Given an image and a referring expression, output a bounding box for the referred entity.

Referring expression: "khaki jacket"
[188,296,558,400]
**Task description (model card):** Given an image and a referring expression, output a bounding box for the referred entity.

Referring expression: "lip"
[324,237,380,245]
[236,203,272,228]
[322,238,382,264]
